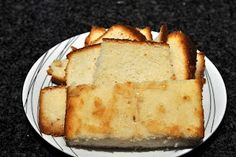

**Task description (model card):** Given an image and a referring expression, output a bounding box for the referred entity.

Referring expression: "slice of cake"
[85,25,152,46]
[47,29,197,85]
[154,27,197,79]
[92,24,146,44]
[93,39,195,86]
[85,26,106,46]
[167,31,197,79]
[65,79,204,148]
[66,44,101,86]
[39,86,67,136]
[47,59,68,84]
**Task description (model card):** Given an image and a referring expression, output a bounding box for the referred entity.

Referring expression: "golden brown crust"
[136,27,153,40]
[167,31,197,79]
[195,52,205,79]
[85,26,106,46]
[155,24,168,42]
[65,89,78,139]
[66,44,101,59]
[92,24,146,44]
[194,79,204,137]
[47,66,66,85]
[50,76,66,85]
[47,59,69,85]
[114,24,147,41]
[102,38,169,47]
[39,86,66,136]
[47,67,53,75]
[64,94,77,139]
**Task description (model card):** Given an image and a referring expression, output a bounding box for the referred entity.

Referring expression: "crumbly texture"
[136,27,153,40]
[65,80,204,148]
[85,26,106,46]
[167,31,197,79]
[195,52,205,79]
[66,44,101,86]
[47,59,68,84]
[93,39,175,86]
[39,86,67,136]
[92,24,146,44]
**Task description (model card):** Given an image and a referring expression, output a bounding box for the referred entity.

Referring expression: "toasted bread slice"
[47,59,68,84]
[85,26,106,46]
[92,24,146,44]
[195,52,205,79]
[136,27,153,40]
[39,86,67,136]
[155,24,168,42]
[167,31,197,79]
[66,44,101,86]
[65,80,204,148]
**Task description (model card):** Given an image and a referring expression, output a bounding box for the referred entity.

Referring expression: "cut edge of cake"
[93,39,173,86]
[39,86,67,136]
[167,31,197,80]
[65,79,204,149]
[66,44,101,86]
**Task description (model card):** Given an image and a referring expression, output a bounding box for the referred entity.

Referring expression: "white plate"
[22,32,227,157]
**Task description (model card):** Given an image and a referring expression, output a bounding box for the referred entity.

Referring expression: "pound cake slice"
[66,44,101,86]
[85,26,106,46]
[85,25,152,46]
[155,28,197,79]
[65,79,204,148]
[92,24,146,44]
[94,39,190,86]
[39,86,67,136]
[47,25,161,84]
[47,59,68,84]
[167,31,197,79]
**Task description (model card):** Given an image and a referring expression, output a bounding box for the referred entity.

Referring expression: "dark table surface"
[1,0,235,156]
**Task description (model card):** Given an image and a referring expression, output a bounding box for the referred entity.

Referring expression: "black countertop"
[1,0,235,156]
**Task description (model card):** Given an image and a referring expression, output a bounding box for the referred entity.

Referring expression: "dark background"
[0,0,235,156]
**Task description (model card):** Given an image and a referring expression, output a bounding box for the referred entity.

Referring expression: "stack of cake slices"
[39,24,205,149]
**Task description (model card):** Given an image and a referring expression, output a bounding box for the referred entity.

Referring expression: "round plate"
[22,32,227,157]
